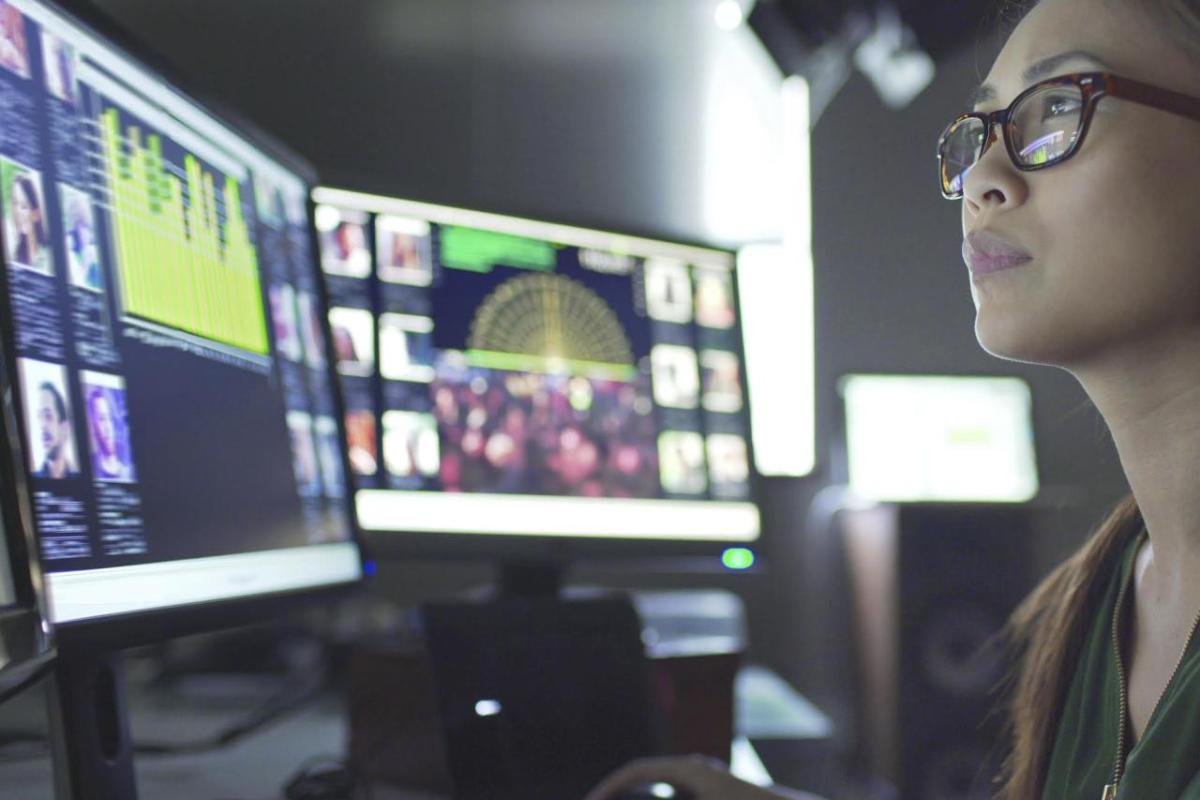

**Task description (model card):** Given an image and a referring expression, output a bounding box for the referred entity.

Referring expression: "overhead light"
[852,5,936,108]
[714,0,745,31]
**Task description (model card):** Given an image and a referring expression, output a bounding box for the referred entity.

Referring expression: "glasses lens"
[1010,84,1084,167]
[939,117,986,197]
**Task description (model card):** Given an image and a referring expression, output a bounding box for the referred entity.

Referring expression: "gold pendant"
[1102,784,1118,800]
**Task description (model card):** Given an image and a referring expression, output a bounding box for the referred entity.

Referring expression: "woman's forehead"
[991,0,1115,79]
[983,0,1198,95]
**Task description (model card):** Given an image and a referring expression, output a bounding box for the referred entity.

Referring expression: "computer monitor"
[311,187,761,570]
[839,373,1040,503]
[0,0,361,649]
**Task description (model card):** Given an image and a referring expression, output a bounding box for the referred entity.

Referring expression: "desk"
[0,666,823,799]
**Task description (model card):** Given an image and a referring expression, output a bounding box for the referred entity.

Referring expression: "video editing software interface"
[313,188,761,542]
[0,0,360,625]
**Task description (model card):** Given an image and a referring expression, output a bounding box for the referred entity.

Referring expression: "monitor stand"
[47,650,139,799]
[496,560,566,599]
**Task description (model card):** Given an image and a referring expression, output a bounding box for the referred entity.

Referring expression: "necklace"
[1103,531,1200,800]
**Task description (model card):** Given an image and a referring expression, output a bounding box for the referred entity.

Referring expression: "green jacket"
[1043,530,1200,799]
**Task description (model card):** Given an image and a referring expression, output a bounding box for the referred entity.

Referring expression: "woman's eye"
[1043,96,1081,117]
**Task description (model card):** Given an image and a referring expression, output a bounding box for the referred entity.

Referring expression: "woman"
[87,388,133,482]
[9,172,49,273]
[588,0,1200,797]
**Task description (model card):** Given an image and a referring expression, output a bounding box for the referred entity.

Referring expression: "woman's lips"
[963,230,1033,276]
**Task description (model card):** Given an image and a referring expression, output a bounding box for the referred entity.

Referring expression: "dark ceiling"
[751,0,1015,67]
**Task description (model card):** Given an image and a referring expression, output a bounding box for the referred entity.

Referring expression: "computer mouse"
[611,783,696,800]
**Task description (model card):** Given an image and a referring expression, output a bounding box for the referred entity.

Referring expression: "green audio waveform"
[101,108,267,355]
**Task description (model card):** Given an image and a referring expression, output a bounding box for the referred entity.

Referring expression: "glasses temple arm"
[1108,76,1200,123]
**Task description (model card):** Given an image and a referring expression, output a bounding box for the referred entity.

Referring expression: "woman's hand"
[583,755,823,800]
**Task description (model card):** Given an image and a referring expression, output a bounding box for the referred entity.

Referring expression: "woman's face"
[962,0,1200,368]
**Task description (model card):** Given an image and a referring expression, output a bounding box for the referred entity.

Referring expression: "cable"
[0,657,57,763]
[0,655,55,707]
[0,662,328,763]
[132,665,328,756]
[284,755,364,800]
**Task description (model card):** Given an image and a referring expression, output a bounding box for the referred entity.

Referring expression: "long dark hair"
[996,494,1141,798]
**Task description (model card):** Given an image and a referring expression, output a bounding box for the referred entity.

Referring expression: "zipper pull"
[1102,784,1118,800]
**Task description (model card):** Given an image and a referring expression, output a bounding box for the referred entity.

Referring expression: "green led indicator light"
[722,548,755,571]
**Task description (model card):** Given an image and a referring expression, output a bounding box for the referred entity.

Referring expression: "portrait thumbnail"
[18,358,78,480]
[657,430,707,495]
[2,158,53,275]
[269,283,303,362]
[382,410,440,479]
[286,411,321,497]
[252,174,286,229]
[315,205,371,278]
[644,257,693,324]
[328,306,375,376]
[0,2,29,79]
[81,371,137,483]
[376,215,433,286]
[41,29,77,104]
[700,350,743,413]
[379,313,435,383]
[345,408,378,477]
[650,344,700,409]
[284,187,307,227]
[297,291,327,369]
[694,265,737,329]
[60,184,102,291]
[314,415,346,499]
[706,433,750,485]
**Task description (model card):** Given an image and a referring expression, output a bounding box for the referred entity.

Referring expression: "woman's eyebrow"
[966,50,1112,108]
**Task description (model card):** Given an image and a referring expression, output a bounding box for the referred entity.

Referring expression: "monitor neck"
[496,561,567,599]
[47,650,138,800]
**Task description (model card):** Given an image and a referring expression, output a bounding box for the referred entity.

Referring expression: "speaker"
[840,503,1036,800]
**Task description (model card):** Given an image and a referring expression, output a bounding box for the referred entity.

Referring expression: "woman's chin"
[974,315,1062,366]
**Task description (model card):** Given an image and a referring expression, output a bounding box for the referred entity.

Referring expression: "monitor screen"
[311,188,760,544]
[0,0,360,626]
[840,374,1039,503]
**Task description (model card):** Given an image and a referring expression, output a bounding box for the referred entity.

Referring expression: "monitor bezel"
[313,185,766,567]
[0,334,55,688]
[0,0,366,654]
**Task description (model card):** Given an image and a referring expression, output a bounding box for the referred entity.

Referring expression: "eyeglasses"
[936,71,1200,199]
